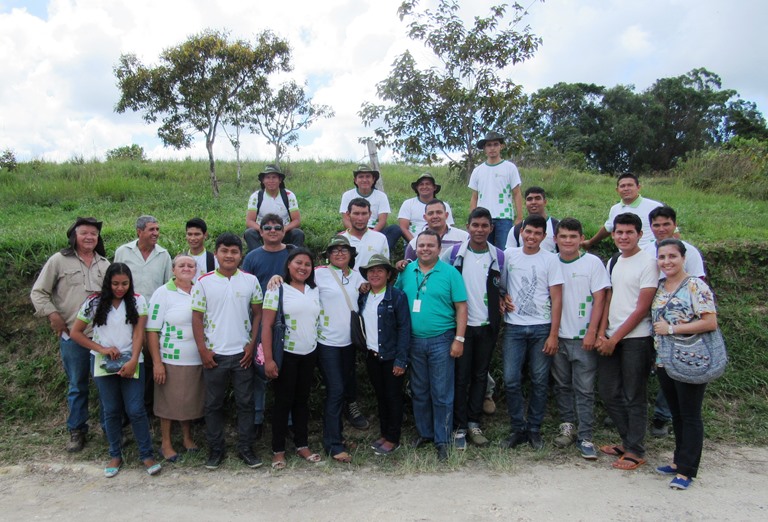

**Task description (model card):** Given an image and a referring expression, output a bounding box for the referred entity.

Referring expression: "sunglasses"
[262,225,284,232]
[329,247,350,255]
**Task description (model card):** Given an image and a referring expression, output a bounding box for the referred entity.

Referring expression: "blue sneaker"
[669,476,693,490]
[577,440,598,460]
[656,465,677,476]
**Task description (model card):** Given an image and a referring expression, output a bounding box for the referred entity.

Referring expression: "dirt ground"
[0,444,766,521]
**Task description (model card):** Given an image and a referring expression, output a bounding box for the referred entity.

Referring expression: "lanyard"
[415,270,432,300]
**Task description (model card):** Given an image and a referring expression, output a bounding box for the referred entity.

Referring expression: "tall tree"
[114,29,291,196]
[360,0,541,178]
[238,80,334,168]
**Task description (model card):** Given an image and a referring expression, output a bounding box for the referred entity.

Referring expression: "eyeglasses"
[262,225,284,232]
[329,248,350,255]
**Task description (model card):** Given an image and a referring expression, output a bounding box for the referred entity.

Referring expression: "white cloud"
[0,0,766,162]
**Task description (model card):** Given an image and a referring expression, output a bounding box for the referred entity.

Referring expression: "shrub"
[106,144,147,162]
[0,149,17,171]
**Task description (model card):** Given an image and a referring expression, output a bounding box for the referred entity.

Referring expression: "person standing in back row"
[468,131,524,249]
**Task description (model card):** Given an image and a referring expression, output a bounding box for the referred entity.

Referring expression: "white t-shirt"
[503,248,564,326]
[462,249,494,327]
[146,280,201,366]
[404,227,470,261]
[468,160,522,220]
[191,269,263,356]
[263,284,321,355]
[505,216,558,254]
[397,197,455,235]
[339,189,391,229]
[604,196,663,249]
[643,240,706,279]
[606,250,659,339]
[77,294,148,360]
[362,288,387,353]
[247,189,299,225]
[558,253,611,339]
[315,266,365,347]
[340,230,390,268]
[188,251,218,281]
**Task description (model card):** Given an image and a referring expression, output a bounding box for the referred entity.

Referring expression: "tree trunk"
[207,139,219,197]
[366,140,383,191]
[274,142,282,169]
[235,125,242,189]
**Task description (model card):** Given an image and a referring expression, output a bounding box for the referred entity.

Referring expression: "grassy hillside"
[1,159,766,463]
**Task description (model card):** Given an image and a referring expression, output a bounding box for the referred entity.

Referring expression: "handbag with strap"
[328,268,367,351]
[657,277,727,384]
[255,285,287,380]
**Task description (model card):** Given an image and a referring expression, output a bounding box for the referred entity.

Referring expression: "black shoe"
[238,450,263,469]
[436,443,449,462]
[254,423,264,441]
[528,431,544,451]
[67,430,86,453]
[205,451,225,470]
[411,436,434,449]
[501,431,528,449]
[651,418,670,438]
[345,402,370,430]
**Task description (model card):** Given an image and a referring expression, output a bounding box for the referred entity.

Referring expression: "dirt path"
[1,444,766,521]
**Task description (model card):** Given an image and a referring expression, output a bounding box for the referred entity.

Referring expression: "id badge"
[412,299,422,313]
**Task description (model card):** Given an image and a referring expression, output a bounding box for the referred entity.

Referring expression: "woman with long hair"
[70,262,160,478]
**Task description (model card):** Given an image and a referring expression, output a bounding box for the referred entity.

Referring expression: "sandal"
[612,455,646,470]
[296,447,322,463]
[271,452,287,470]
[332,451,352,463]
[599,444,625,456]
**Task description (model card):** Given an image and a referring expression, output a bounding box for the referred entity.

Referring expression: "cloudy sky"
[1,0,766,163]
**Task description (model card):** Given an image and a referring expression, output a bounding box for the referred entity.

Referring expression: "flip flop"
[161,451,180,463]
[332,451,352,463]
[271,452,287,470]
[599,445,625,456]
[296,447,322,463]
[612,455,646,470]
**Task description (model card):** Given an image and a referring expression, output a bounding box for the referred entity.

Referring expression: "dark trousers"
[597,336,654,457]
[454,325,496,429]
[317,343,355,456]
[657,367,707,478]
[366,352,404,445]
[203,353,255,453]
[271,350,319,453]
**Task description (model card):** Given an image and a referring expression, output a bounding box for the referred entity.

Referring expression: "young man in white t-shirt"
[595,213,659,471]
[441,207,507,449]
[339,164,391,232]
[183,217,217,280]
[340,198,390,268]
[192,233,263,471]
[468,131,524,248]
[245,165,304,251]
[500,215,563,451]
[505,186,559,254]
[551,218,610,460]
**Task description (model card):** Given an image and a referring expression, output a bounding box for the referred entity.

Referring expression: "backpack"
[256,188,291,218]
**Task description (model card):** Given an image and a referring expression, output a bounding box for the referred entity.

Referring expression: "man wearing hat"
[339,164,391,232]
[31,217,111,452]
[469,131,524,248]
[245,165,304,251]
[383,173,456,252]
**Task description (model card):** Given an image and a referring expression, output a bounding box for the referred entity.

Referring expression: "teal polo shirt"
[395,259,467,339]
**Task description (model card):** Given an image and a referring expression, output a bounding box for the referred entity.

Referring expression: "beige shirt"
[30,251,111,329]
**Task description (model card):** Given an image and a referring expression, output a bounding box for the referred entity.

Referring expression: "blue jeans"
[382,224,403,254]
[502,323,553,433]
[253,375,266,425]
[409,330,455,445]
[317,343,355,456]
[92,358,154,461]
[492,218,514,249]
[61,337,92,432]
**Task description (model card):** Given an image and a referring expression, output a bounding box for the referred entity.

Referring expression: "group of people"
[31,132,718,490]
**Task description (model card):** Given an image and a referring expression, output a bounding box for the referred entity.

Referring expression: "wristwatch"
[667,325,674,335]
[454,336,465,343]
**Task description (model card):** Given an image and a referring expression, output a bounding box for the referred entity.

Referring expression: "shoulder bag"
[657,277,727,384]
[329,269,367,351]
[255,285,286,380]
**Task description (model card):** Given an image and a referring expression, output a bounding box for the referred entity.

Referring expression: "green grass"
[1,158,767,466]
